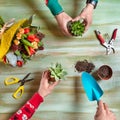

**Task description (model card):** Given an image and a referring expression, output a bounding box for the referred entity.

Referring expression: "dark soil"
[48,70,56,83]
[75,60,95,73]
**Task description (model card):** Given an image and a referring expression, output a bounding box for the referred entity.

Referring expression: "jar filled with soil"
[97,65,113,80]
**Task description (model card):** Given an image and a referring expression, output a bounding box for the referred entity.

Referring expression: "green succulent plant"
[49,63,67,81]
[67,20,85,36]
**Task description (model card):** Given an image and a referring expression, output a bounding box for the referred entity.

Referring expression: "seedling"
[67,20,85,36]
[49,63,67,82]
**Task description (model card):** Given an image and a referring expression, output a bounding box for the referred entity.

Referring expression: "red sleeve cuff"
[29,92,44,109]
[45,0,48,5]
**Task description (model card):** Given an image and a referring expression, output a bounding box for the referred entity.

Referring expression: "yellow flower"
[31,41,38,49]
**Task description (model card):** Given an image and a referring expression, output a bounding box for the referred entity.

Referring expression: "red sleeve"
[9,92,44,120]
[45,0,48,5]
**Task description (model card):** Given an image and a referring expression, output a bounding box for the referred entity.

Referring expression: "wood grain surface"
[0,0,120,120]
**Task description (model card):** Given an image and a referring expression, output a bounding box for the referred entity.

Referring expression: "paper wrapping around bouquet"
[0,19,27,60]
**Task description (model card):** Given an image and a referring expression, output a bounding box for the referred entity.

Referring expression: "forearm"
[45,0,63,16]
[9,92,44,120]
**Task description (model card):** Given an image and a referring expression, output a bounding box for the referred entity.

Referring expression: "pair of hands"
[55,4,94,36]
[38,71,116,120]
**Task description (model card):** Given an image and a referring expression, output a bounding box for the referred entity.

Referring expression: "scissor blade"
[25,78,34,83]
[22,73,31,81]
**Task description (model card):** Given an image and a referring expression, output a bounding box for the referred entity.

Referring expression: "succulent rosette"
[0,15,45,67]
[67,20,85,36]
[48,63,67,82]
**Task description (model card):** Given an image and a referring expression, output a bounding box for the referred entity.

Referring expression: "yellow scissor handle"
[4,77,19,85]
[13,86,24,99]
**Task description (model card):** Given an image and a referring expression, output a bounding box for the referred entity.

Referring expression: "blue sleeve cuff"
[46,0,63,16]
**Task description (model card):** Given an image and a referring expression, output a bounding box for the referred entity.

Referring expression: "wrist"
[86,3,94,10]
[38,91,45,98]
[46,0,63,16]
[86,0,98,9]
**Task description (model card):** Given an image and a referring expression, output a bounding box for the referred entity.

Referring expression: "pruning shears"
[95,28,118,55]
[4,73,34,99]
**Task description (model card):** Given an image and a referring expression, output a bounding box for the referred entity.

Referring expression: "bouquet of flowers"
[0,15,45,67]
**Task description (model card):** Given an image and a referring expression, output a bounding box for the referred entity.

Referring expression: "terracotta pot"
[49,77,56,83]
[48,70,56,83]
[97,65,113,80]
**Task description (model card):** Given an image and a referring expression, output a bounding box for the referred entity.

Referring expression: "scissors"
[95,28,118,55]
[4,73,34,99]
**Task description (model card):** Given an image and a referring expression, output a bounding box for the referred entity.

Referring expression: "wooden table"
[0,0,120,119]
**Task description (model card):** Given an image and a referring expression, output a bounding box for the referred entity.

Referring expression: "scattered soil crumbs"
[75,60,95,73]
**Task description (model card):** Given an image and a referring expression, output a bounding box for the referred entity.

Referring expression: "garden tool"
[95,28,118,55]
[4,73,34,99]
[81,72,103,101]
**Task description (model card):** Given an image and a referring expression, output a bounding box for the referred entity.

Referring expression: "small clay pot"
[97,65,113,80]
[49,77,56,83]
[48,70,56,83]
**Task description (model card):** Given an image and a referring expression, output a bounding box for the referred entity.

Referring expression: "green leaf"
[22,15,34,27]
[38,41,43,47]
[0,16,5,26]
[14,50,21,56]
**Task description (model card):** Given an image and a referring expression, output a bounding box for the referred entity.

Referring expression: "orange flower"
[19,28,24,34]
[31,41,38,49]
[13,39,20,45]
[16,33,22,40]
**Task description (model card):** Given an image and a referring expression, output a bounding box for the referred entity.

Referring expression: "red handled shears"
[4,73,34,99]
[95,29,118,55]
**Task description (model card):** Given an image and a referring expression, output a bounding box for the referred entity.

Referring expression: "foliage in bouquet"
[49,63,67,81]
[0,15,45,67]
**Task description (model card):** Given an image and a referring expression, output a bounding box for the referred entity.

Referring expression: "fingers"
[104,103,109,112]
[50,80,60,88]
[41,70,50,85]
[62,28,72,36]
[98,100,112,114]
[42,70,50,79]
[98,100,105,111]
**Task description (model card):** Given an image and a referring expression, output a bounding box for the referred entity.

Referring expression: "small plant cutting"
[0,15,45,67]
[48,63,67,82]
[67,20,85,36]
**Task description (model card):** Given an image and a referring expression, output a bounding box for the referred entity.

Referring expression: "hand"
[38,70,60,98]
[94,100,116,120]
[55,12,72,36]
[72,4,94,32]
